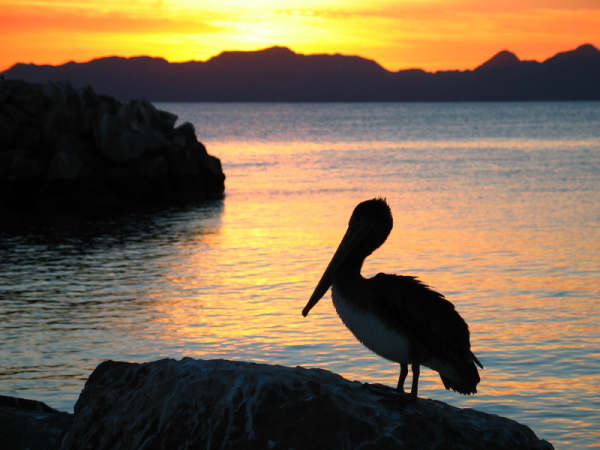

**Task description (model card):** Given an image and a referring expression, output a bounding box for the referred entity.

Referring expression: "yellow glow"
[1,0,599,72]
[139,147,599,396]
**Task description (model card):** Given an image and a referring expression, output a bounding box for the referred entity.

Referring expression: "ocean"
[1,102,599,448]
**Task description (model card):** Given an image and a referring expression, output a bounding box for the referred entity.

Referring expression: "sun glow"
[1,0,599,71]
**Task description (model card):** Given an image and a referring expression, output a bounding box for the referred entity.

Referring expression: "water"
[1,102,599,448]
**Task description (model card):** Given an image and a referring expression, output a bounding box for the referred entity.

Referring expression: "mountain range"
[3,44,600,101]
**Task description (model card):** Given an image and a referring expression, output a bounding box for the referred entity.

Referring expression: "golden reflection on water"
[146,186,596,381]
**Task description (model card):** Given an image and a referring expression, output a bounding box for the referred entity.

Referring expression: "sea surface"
[1,102,599,448]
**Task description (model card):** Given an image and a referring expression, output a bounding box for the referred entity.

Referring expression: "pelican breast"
[331,284,411,364]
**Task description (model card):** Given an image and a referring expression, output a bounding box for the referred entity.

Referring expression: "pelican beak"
[302,224,368,317]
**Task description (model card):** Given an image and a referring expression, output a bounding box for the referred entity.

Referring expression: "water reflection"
[0,201,223,408]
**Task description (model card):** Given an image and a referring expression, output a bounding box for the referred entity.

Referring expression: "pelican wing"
[368,273,472,360]
[367,273,482,393]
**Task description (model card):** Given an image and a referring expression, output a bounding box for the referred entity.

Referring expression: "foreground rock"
[0,78,225,215]
[62,358,552,450]
[0,395,72,450]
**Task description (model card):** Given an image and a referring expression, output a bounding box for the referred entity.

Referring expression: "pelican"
[302,198,482,397]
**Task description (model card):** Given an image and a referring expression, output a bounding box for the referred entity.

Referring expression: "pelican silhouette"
[302,198,482,396]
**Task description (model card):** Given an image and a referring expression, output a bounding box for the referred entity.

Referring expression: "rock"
[94,102,173,164]
[156,109,178,131]
[43,103,83,139]
[133,154,169,183]
[201,154,226,193]
[0,79,225,214]
[62,358,553,450]
[93,109,145,163]
[16,124,43,151]
[7,82,46,116]
[0,113,17,149]
[172,121,197,148]
[0,395,73,450]
[53,132,94,156]
[0,79,9,103]
[46,135,104,189]
[8,149,44,181]
[167,144,202,175]
[0,152,12,181]
[47,148,84,181]
[2,102,31,125]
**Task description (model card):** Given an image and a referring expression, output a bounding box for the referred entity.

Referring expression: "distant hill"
[3,44,600,101]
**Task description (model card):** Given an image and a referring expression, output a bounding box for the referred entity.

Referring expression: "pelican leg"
[397,363,408,392]
[410,363,420,397]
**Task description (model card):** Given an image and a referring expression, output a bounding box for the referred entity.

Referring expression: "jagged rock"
[0,395,73,450]
[172,121,198,148]
[0,78,225,214]
[62,358,553,450]
[156,109,178,131]
[90,101,187,164]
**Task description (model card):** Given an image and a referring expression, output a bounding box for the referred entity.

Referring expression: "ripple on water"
[2,102,600,448]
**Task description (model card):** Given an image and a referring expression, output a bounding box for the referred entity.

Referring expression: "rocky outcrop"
[61,358,553,450]
[0,395,73,450]
[0,78,225,215]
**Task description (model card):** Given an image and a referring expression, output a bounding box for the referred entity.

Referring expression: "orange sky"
[1,0,599,72]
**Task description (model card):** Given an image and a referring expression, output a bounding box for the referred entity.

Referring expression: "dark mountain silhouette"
[475,50,521,71]
[3,44,600,101]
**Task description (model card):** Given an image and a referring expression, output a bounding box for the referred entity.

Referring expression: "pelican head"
[302,198,393,317]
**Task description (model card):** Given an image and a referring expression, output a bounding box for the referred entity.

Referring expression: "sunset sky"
[1,0,599,72]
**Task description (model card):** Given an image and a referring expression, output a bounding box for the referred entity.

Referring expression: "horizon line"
[3,42,598,75]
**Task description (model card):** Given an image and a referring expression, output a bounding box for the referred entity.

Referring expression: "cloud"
[0,3,223,34]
